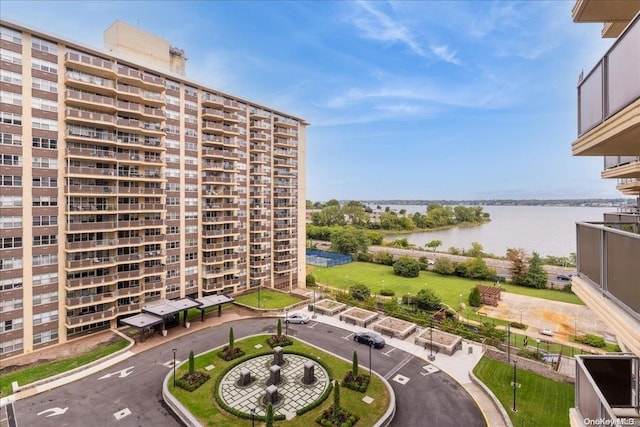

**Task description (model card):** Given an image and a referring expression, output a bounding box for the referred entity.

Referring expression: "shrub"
[341,371,370,393]
[379,289,395,297]
[176,371,211,392]
[373,251,394,266]
[393,257,421,278]
[188,350,195,375]
[576,334,606,348]
[267,334,293,348]
[349,284,370,301]
[217,346,245,361]
[468,286,482,307]
[356,252,372,262]
[306,274,317,285]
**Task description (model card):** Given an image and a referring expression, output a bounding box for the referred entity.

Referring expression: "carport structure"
[194,294,234,321]
[120,298,202,339]
[119,312,164,342]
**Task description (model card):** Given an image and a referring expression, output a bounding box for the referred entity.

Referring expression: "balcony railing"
[576,222,640,317]
[574,355,639,425]
[578,12,640,136]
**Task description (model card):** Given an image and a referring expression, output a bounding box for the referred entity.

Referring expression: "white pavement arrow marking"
[98,366,134,380]
[37,407,68,417]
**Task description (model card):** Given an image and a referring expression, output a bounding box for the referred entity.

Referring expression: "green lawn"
[473,357,574,427]
[169,334,390,427]
[234,289,302,309]
[310,262,584,307]
[0,338,129,397]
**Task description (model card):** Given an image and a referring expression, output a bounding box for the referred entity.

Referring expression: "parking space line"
[343,332,354,340]
[306,322,320,329]
[381,348,395,357]
[383,354,414,380]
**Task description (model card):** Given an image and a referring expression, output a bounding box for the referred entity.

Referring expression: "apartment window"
[167,226,179,234]
[185,211,198,219]
[32,137,57,149]
[32,37,58,54]
[185,184,197,192]
[166,283,179,293]
[184,113,197,124]
[165,138,179,149]
[33,215,57,226]
[184,128,197,137]
[166,183,180,191]
[0,26,22,43]
[0,277,22,291]
[185,225,197,233]
[184,86,197,96]
[185,170,197,179]
[0,318,23,333]
[1,237,22,249]
[166,212,179,220]
[0,90,22,105]
[184,156,197,165]
[167,197,179,206]
[1,175,22,186]
[32,157,57,169]
[165,124,179,134]
[167,254,179,264]
[0,196,22,207]
[1,133,22,146]
[165,95,179,106]
[184,101,197,111]
[165,80,180,91]
[32,117,58,131]
[185,252,197,261]
[33,196,57,207]
[185,141,197,151]
[32,58,58,74]
[33,309,58,325]
[33,253,57,266]
[32,97,58,112]
[167,241,180,249]
[32,77,58,93]
[165,110,180,120]
[185,198,198,206]
[166,269,179,279]
[166,154,179,164]
[185,266,197,275]
[165,168,180,178]
[0,216,22,229]
[32,272,58,286]
[1,337,23,354]
[0,48,22,65]
[33,291,58,308]
[0,112,22,125]
[33,176,58,188]
[33,234,57,246]
[33,329,59,345]
[0,70,22,85]
[186,238,197,247]
[0,297,23,312]
[1,155,21,166]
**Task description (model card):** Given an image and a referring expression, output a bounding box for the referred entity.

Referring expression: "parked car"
[557,274,572,281]
[285,312,310,324]
[540,328,554,337]
[353,331,385,349]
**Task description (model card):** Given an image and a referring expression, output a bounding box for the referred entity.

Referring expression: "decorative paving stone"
[362,396,374,404]
[392,374,409,385]
[205,364,215,371]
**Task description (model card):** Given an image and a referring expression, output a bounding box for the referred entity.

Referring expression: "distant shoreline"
[361,198,630,208]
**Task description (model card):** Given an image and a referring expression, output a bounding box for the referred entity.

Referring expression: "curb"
[468,370,514,427]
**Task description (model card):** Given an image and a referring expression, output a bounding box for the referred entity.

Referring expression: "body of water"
[381,205,612,258]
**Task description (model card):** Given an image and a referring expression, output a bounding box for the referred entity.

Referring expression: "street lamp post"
[519,309,523,325]
[285,309,288,337]
[512,359,518,412]
[312,288,316,318]
[368,340,372,377]
[250,407,256,427]
[506,323,511,363]
[574,319,577,339]
[258,285,261,309]
[172,348,177,387]
[536,339,540,358]
[428,318,435,361]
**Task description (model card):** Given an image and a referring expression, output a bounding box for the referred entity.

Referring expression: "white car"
[540,328,554,337]
[285,312,310,324]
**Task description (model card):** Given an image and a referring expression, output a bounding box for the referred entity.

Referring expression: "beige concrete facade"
[0,19,307,356]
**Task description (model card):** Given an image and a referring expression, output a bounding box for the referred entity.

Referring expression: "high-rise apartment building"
[0,20,307,357]
[570,1,640,425]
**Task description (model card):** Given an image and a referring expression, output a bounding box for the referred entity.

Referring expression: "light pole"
[312,288,316,318]
[285,309,288,337]
[506,323,511,363]
[428,318,435,361]
[519,309,523,325]
[368,340,372,377]
[512,359,518,412]
[172,348,177,387]
[536,339,540,359]
[258,285,261,309]
[250,407,255,427]
[574,319,577,339]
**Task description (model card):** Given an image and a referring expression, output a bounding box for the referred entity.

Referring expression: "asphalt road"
[15,318,485,427]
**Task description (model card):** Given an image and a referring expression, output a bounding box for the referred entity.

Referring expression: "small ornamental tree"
[393,257,421,278]
[277,318,282,337]
[229,327,235,351]
[469,286,482,307]
[352,351,358,377]
[333,381,340,418]
[306,273,316,285]
[188,350,195,375]
[266,403,274,427]
[349,283,371,301]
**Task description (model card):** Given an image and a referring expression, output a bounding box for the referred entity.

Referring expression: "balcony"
[602,156,640,179]
[574,222,640,355]
[572,0,640,23]
[570,354,639,427]
[573,13,640,156]
[65,51,114,78]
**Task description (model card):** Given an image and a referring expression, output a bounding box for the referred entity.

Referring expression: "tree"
[305,199,313,209]
[352,351,359,377]
[415,288,441,311]
[524,251,548,289]
[333,381,341,418]
[393,257,421,278]
[350,283,371,301]
[468,242,484,258]
[188,350,195,375]
[312,204,345,226]
[433,257,455,275]
[469,286,482,307]
[277,318,282,337]
[425,240,442,252]
[306,273,316,285]
[507,248,528,286]
[341,200,369,226]
[265,403,274,427]
[330,226,369,256]
[373,251,394,266]
[228,327,235,351]
[325,199,340,207]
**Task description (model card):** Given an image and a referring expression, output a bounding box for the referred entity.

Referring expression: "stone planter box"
[312,299,348,316]
[414,328,462,356]
[373,317,417,340]
[339,307,379,327]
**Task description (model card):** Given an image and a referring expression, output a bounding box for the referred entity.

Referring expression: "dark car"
[353,331,385,349]
[557,274,572,281]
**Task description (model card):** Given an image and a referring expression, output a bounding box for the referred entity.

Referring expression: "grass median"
[0,338,129,397]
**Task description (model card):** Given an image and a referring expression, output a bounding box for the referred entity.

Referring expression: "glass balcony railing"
[576,222,640,317]
[577,12,640,136]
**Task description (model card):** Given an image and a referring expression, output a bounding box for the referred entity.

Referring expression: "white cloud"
[430,44,460,64]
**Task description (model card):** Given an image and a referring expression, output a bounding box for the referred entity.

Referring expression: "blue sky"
[3,1,623,201]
